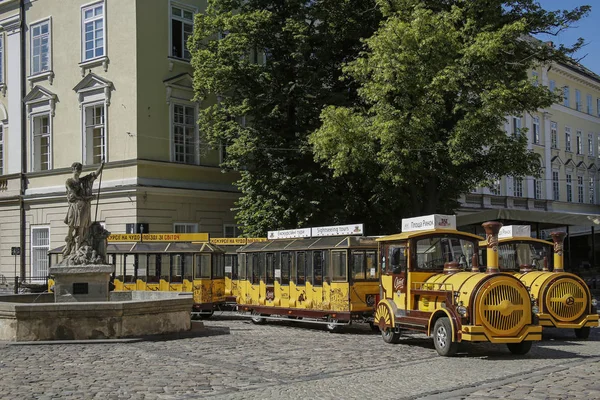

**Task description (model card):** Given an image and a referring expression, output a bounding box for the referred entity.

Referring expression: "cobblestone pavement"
[1,314,599,399]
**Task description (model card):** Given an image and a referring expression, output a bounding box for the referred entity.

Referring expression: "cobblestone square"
[1,315,599,399]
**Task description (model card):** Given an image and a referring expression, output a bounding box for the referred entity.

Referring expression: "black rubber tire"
[574,327,591,339]
[433,317,458,356]
[369,322,380,332]
[250,311,266,325]
[381,328,401,344]
[507,341,533,355]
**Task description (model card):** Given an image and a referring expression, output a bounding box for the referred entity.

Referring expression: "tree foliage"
[310,0,590,225]
[190,0,385,235]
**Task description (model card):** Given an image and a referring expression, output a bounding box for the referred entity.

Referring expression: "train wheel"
[369,322,380,332]
[381,328,400,344]
[250,311,266,325]
[506,341,532,355]
[433,317,458,357]
[574,327,590,339]
[326,316,341,333]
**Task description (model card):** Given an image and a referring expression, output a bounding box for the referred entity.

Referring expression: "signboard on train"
[311,224,364,237]
[210,238,267,245]
[108,233,209,242]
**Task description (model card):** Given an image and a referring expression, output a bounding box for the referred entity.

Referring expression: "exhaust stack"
[550,231,567,272]
[482,221,503,273]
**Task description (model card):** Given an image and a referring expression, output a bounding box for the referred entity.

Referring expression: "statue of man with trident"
[62,160,110,265]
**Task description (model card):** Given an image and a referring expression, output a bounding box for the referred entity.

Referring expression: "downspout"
[19,0,26,280]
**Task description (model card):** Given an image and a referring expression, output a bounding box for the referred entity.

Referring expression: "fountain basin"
[0,291,193,341]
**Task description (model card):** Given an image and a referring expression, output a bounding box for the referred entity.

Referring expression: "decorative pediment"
[24,85,58,116]
[564,158,576,168]
[551,155,563,165]
[588,163,596,171]
[73,72,114,106]
[164,73,194,104]
[576,161,587,170]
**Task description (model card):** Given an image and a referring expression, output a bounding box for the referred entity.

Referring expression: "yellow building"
[460,58,600,268]
[0,0,240,281]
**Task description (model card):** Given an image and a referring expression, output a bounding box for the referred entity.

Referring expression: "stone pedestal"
[49,265,115,302]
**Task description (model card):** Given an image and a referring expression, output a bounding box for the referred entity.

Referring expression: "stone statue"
[61,161,111,265]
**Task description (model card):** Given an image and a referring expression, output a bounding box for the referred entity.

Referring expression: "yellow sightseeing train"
[374,215,542,356]
[480,225,599,338]
[235,224,380,331]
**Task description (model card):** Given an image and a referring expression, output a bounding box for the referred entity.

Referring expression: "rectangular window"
[170,4,194,60]
[84,104,105,165]
[531,70,538,86]
[598,98,600,117]
[313,251,324,286]
[576,89,582,111]
[280,252,290,285]
[566,174,572,202]
[238,253,246,280]
[513,177,523,198]
[352,251,366,280]
[195,254,211,279]
[565,127,571,152]
[512,117,521,136]
[32,114,51,172]
[578,176,584,203]
[224,224,240,238]
[552,171,560,201]
[31,226,50,278]
[31,20,51,75]
[266,253,275,285]
[533,117,540,144]
[332,250,347,282]
[551,122,558,149]
[534,179,542,200]
[173,223,197,233]
[0,126,3,175]
[489,179,501,195]
[589,177,595,204]
[587,94,593,114]
[577,131,583,154]
[296,251,305,285]
[549,80,555,92]
[0,36,3,83]
[172,104,196,164]
[589,134,594,157]
[81,2,104,61]
[563,86,570,107]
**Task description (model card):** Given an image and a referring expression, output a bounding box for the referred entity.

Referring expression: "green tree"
[310,0,590,227]
[190,0,385,235]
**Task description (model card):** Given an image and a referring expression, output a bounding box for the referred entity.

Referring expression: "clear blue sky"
[535,0,600,74]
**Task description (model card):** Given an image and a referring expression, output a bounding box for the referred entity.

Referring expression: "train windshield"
[415,235,476,271]
[498,242,552,271]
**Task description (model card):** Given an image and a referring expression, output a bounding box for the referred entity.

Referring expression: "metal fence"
[0,275,49,294]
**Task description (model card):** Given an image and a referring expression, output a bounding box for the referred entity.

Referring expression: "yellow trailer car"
[236,224,379,331]
[374,215,542,356]
[48,233,226,318]
[481,225,599,338]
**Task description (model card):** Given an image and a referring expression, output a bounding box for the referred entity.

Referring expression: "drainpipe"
[19,0,26,281]
[550,231,567,272]
[482,221,503,273]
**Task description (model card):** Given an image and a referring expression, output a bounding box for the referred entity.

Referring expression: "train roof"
[48,241,223,255]
[377,229,484,242]
[237,236,377,252]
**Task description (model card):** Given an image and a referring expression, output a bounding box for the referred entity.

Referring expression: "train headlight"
[532,304,539,314]
[456,302,467,317]
[592,299,598,307]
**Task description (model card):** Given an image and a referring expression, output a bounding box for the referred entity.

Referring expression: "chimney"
[471,253,479,273]
[482,221,503,273]
[550,231,567,272]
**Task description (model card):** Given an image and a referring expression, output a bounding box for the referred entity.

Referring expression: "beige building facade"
[0,0,240,280]
[460,59,600,266]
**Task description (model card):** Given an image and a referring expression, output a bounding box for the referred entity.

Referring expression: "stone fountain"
[0,162,194,341]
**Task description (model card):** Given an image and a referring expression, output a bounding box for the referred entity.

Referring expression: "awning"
[456,209,600,228]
